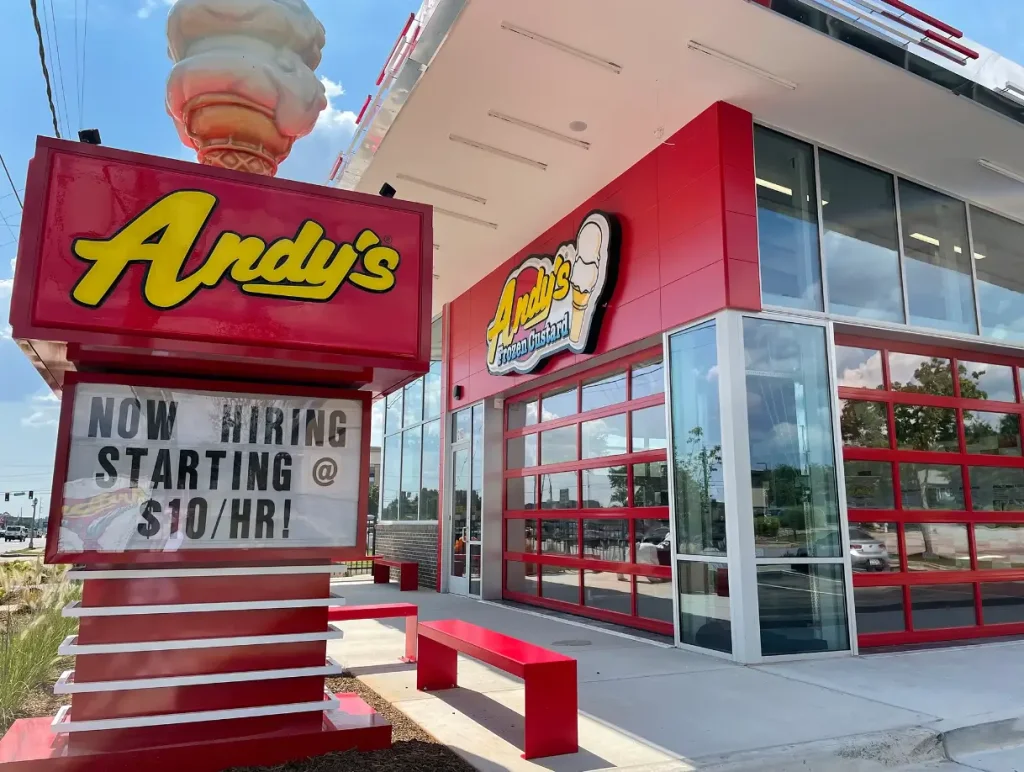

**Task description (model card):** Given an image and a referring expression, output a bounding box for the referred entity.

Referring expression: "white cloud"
[278,74,357,184]
[0,257,14,296]
[0,324,10,341]
[314,78,357,135]
[22,410,58,429]
[321,77,344,99]
[138,0,177,19]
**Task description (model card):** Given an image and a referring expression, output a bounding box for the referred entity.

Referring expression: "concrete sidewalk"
[326,580,1024,771]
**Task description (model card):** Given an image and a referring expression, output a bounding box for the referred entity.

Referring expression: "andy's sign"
[486,212,618,375]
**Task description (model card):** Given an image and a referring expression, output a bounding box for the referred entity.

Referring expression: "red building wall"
[446,101,760,412]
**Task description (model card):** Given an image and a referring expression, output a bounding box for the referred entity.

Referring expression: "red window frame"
[838,333,1024,647]
[501,347,672,636]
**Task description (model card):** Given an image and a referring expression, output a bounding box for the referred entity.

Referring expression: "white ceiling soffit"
[340,0,1024,318]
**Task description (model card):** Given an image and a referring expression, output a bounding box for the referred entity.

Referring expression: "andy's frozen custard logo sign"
[70,190,401,310]
[486,212,618,376]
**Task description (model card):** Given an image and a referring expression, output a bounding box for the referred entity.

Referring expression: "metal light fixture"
[396,173,487,205]
[434,206,499,230]
[687,41,798,90]
[500,22,622,74]
[487,111,590,150]
[979,158,1024,186]
[449,134,548,171]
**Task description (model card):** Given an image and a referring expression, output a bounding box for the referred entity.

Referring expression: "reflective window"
[454,409,471,443]
[970,207,1024,343]
[583,519,629,562]
[758,564,850,655]
[541,426,577,464]
[844,462,894,510]
[637,576,674,623]
[744,318,841,558]
[423,361,442,420]
[421,420,440,520]
[582,371,627,412]
[370,399,384,447]
[678,562,732,653]
[636,519,671,567]
[542,569,580,604]
[840,400,889,448]
[754,126,822,311]
[399,426,421,520]
[959,361,1016,402]
[834,346,884,390]
[581,414,628,459]
[505,561,539,596]
[470,405,483,540]
[905,523,969,571]
[974,524,1024,570]
[506,476,536,511]
[540,520,578,555]
[854,586,905,634]
[385,390,402,435]
[900,463,964,510]
[581,466,628,508]
[631,359,665,398]
[819,150,904,322]
[506,435,538,469]
[669,322,726,557]
[381,434,401,520]
[634,461,669,507]
[970,466,1024,512]
[849,523,899,573]
[963,411,1021,456]
[910,583,976,629]
[898,180,976,334]
[540,472,578,509]
[889,353,954,395]
[541,386,577,421]
[403,378,422,427]
[505,519,537,554]
[584,570,632,615]
[981,582,1024,625]
[631,405,668,452]
[507,400,538,430]
[893,405,958,452]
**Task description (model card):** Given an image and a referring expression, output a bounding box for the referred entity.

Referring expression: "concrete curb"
[939,710,1024,762]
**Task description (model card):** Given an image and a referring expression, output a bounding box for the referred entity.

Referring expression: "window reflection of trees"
[675,426,725,554]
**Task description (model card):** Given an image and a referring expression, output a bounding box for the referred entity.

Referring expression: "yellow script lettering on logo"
[486,255,570,365]
[71,190,402,309]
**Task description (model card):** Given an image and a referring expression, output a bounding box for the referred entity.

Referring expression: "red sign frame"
[45,371,371,566]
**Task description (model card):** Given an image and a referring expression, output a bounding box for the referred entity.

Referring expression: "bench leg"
[399,563,418,591]
[523,661,578,760]
[401,612,417,663]
[416,635,456,692]
[372,563,389,584]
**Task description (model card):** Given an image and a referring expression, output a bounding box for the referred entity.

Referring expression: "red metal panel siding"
[447,101,758,412]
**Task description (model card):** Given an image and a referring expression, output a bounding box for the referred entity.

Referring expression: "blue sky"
[0,0,1019,509]
[0,0,418,510]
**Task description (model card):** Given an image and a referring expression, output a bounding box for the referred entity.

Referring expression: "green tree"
[674,426,723,552]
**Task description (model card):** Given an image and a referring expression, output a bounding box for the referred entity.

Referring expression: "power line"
[73,0,79,129]
[46,0,72,136]
[38,0,63,136]
[79,0,90,127]
[0,154,23,210]
[29,0,62,138]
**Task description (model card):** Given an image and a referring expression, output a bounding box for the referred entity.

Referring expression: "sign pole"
[28,498,37,550]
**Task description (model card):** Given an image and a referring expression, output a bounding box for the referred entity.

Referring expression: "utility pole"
[28,497,38,550]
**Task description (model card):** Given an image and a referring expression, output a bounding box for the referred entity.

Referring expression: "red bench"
[416,620,578,759]
[328,602,418,662]
[372,558,419,591]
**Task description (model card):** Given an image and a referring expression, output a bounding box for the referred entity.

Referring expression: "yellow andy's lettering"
[71,191,404,309]
[553,256,570,300]
[486,278,516,365]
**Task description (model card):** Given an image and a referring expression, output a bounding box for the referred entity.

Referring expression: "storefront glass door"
[448,404,483,596]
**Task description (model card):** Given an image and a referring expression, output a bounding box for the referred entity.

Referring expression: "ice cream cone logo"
[569,215,611,345]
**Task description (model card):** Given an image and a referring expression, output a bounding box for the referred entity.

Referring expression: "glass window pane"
[975,524,1024,570]
[385,390,402,435]
[893,405,958,452]
[506,435,538,469]
[638,575,674,624]
[744,318,841,558]
[898,180,976,334]
[854,586,905,634]
[819,151,904,322]
[540,520,578,555]
[849,522,899,572]
[420,420,440,520]
[981,582,1024,625]
[423,361,442,419]
[454,408,471,443]
[582,371,626,412]
[584,570,631,615]
[964,411,1021,456]
[506,476,536,511]
[678,561,732,653]
[970,466,1024,511]
[758,564,850,655]
[970,207,1024,343]
[542,569,580,604]
[889,353,954,395]
[382,434,401,520]
[632,405,667,451]
[844,461,894,510]
[905,523,970,571]
[403,378,423,426]
[451,448,469,574]
[469,544,481,595]
[540,472,578,509]
[371,399,384,447]
[900,463,964,510]
[754,126,823,311]
[583,519,629,562]
[581,414,627,459]
[636,519,671,567]
[399,426,421,520]
[959,361,1016,402]
[506,561,539,596]
[834,346,884,390]
[581,466,628,508]
[541,386,578,421]
[634,461,669,507]
[631,358,665,399]
[470,406,483,540]
[541,426,577,464]
[840,400,889,448]
[910,583,976,629]
[507,400,538,431]
[670,321,726,557]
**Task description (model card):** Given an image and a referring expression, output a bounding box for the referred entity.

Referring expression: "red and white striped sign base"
[0,564,391,771]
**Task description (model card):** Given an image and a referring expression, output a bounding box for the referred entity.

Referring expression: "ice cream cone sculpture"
[568,215,611,345]
[165,0,328,176]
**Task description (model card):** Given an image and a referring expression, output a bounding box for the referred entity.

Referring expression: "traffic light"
[3,494,7,503]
